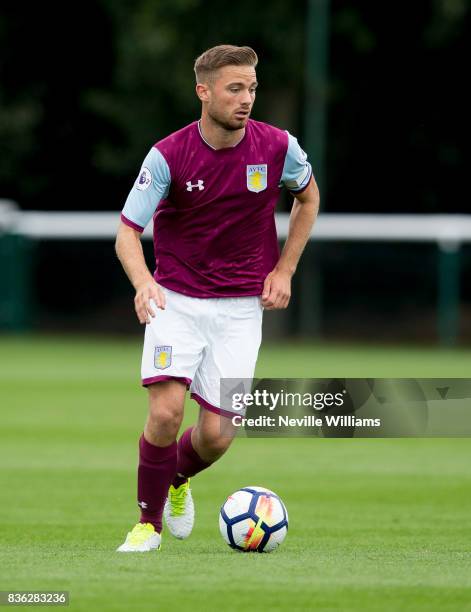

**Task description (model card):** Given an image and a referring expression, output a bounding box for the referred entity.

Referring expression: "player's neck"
[198,116,245,150]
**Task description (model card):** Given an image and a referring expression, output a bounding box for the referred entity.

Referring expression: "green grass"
[1,336,471,611]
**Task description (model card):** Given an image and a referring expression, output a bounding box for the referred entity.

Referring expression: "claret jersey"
[121,119,312,298]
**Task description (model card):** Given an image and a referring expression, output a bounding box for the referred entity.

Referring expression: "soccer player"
[115,45,319,552]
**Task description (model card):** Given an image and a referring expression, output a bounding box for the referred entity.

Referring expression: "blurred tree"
[328,0,468,212]
[0,2,115,208]
[0,0,304,210]
[86,0,304,198]
[0,0,468,213]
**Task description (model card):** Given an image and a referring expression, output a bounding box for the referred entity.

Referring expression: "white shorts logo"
[136,167,152,191]
[154,345,172,370]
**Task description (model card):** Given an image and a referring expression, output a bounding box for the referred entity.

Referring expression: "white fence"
[1,200,470,344]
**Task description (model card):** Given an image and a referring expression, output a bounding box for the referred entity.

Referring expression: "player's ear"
[196,83,211,103]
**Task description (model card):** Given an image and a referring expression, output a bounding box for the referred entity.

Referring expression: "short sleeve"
[280,132,313,194]
[121,147,171,232]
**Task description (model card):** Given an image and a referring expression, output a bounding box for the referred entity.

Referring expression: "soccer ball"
[219,486,288,552]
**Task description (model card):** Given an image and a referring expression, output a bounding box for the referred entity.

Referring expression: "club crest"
[154,345,172,370]
[246,164,268,193]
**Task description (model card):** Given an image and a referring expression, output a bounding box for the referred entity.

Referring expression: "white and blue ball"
[219,486,288,552]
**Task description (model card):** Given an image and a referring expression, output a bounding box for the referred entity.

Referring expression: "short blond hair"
[194,45,258,84]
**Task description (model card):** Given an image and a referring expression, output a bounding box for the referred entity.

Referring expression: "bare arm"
[261,177,320,309]
[115,221,166,324]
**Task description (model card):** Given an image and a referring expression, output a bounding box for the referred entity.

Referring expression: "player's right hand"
[134,280,166,324]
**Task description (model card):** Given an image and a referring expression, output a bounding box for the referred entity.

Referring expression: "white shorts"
[141,287,263,416]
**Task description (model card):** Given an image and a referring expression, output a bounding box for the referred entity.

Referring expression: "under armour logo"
[186,179,204,191]
[138,500,148,509]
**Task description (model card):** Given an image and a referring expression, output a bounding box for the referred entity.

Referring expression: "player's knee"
[197,429,232,460]
[146,387,184,439]
[148,405,182,436]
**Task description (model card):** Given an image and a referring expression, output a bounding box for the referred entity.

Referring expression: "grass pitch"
[0,336,471,611]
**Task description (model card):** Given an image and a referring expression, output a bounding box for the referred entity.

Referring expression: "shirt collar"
[197,120,247,150]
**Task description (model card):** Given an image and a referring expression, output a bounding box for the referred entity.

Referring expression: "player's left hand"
[261,268,292,310]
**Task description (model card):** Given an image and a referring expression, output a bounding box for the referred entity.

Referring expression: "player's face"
[206,65,257,131]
